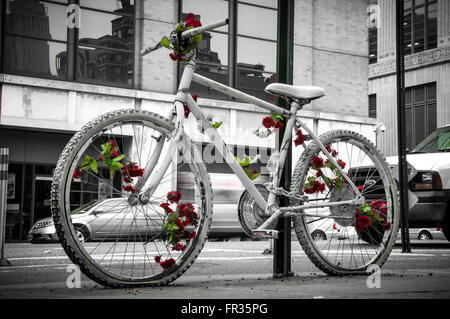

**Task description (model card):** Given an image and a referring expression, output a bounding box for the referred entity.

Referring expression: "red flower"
[160,202,174,214]
[312,180,326,193]
[123,176,133,183]
[154,255,161,263]
[274,121,284,129]
[188,231,196,241]
[383,222,391,231]
[111,150,119,158]
[72,168,82,180]
[356,215,371,228]
[294,129,305,146]
[184,104,190,119]
[312,156,324,169]
[185,13,202,28]
[304,187,315,194]
[333,223,337,230]
[251,169,258,175]
[358,185,364,192]
[262,116,276,128]
[316,170,322,177]
[337,159,346,169]
[123,185,136,193]
[98,154,104,160]
[172,243,186,251]
[192,94,198,101]
[109,139,116,149]
[167,190,182,203]
[169,52,184,61]
[159,258,176,269]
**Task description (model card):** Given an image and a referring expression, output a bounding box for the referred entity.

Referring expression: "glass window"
[405,82,437,150]
[237,3,277,40]
[80,0,135,12]
[404,0,437,55]
[3,36,67,80]
[369,94,377,118]
[2,0,135,88]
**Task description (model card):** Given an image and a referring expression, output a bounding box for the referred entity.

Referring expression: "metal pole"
[273,0,294,278]
[395,0,411,253]
[0,148,11,266]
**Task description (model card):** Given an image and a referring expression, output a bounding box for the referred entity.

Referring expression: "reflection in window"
[2,0,135,88]
[181,1,277,102]
[3,0,67,79]
[404,0,437,55]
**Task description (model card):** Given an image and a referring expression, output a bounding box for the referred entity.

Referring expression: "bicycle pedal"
[253,229,278,239]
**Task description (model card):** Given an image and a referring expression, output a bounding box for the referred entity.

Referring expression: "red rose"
[262,116,276,128]
[123,176,133,183]
[154,255,161,263]
[98,154,104,160]
[160,202,174,214]
[316,170,322,177]
[356,215,371,228]
[159,258,176,269]
[294,135,305,146]
[184,104,190,119]
[383,222,391,231]
[312,156,324,169]
[185,13,202,28]
[192,94,198,101]
[337,159,346,169]
[274,121,284,129]
[72,168,82,180]
[251,169,258,175]
[111,150,119,158]
[167,190,182,203]
[304,187,315,194]
[312,180,326,193]
[109,139,116,149]
[123,185,136,193]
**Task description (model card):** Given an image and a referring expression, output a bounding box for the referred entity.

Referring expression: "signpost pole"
[0,148,11,266]
[395,0,412,253]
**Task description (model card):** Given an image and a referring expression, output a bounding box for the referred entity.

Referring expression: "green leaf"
[112,154,125,162]
[90,159,98,174]
[193,34,202,45]
[211,121,222,129]
[308,176,316,183]
[271,113,283,121]
[161,36,171,49]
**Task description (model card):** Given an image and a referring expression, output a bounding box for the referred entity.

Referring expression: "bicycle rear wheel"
[290,130,399,275]
[51,109,212,287]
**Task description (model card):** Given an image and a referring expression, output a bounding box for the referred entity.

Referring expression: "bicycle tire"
[51,109,213,287]
[290,129,399,275]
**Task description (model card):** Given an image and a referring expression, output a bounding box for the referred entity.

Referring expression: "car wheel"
[418,230,432,240]
[74,225,90,243]
[311,230,327,241]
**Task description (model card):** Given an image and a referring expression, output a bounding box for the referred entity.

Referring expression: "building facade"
[0,0,375,241]
[369,0,450,156]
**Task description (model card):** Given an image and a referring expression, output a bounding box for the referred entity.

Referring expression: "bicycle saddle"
[265,83,325,101]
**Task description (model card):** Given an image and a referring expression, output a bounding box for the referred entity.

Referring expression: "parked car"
[398,227,446,241]
[384,125,450,242]
[29,198,165,243]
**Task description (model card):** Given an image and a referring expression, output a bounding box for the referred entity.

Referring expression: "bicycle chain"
[264,183,308,201]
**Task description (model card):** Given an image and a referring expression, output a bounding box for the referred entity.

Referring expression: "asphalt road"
[1,238,450,299]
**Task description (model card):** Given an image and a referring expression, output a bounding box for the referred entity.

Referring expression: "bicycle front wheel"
[290,130,399,275]
[51,109,212,287]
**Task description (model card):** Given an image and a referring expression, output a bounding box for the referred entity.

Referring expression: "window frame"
[405,82,437,150]
[1,0,136,89]
[179,0,278,101]
[403,0,437,56]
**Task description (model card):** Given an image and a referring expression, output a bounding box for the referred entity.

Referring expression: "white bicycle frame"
[138,18,364,235]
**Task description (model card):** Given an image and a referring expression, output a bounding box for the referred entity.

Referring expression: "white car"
[385,125,450,242]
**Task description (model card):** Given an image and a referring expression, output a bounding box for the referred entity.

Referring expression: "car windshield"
[412,127,450,153]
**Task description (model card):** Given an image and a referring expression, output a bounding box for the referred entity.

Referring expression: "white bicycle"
[51,16,399,288]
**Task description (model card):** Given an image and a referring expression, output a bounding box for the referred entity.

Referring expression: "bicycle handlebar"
[140,18,229,56]
[181,18,229,38]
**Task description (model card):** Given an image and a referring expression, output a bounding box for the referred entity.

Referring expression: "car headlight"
[33,221,54,229]
[411,171,442,190]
